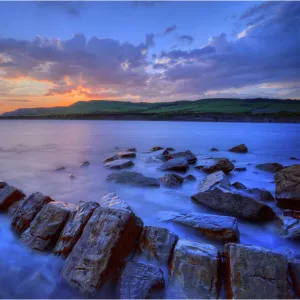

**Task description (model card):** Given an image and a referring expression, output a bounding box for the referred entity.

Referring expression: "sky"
[0,1,299,113]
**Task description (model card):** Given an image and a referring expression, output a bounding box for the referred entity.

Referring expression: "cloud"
[177,35,194,45]
[163,25,177,35]
[3,99,31,103]
[36,2,84,18]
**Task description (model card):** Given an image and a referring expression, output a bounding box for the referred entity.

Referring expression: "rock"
[11,192,53,234]
[234,166,247,171]
[104,159,134,169]
[68,173,75,179]
[198,171,231,192]
[99,192,132,212]
[7,201,21,216]
[0,181,7,188]
[169,239,221,299]
[119,261,164,299]
[184,174,196,181]
[78,161,90,167]
[290,157,299,161]
[138,226,178,264]
[210,148,219,152]
[245,188,275,202]
[116,151,136,159]
[228,143,248,153]
[54,166,66,171]
[274,164,300,209]
[289,260,300,297]
[166,147,175,151]
[0,183,25,211]
[151,146,164,152]
[153,149,171,161]
[256,162,284,173]
[160,173,184,187]
[196,158,234,174]
[231,181,247,190]
[192,188,275,221]
[53,201,99,258]
[107,171,160,187]
[158,158,189,172]
[169,150,197,164]
[103,155,118,163]
[224,243,293,299]
[62,207,143,294]
[283,210,300,219]
[20,202,74,251]
[279,216,300,239]
[171,213,239,242]
[127,148,136,152]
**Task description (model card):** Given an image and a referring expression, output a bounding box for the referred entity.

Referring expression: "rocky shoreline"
[0,144,300,298]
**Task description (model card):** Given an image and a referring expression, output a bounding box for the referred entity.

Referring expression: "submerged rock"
[150,146,164,152]
[138,226,178,264]
[78,161,90,167]
[290,157,299,161]
[54,166,66,171]
[62,207,143,294]
[166,147,175,152]
[275,164,300,209]
[169,150,197,164]
[119,261,164,299]
[184,174,196,181]
[20,202,74,251]
[160,173,184,187]
[116,151,136,159]
[68,173,76,179]
[196,158,234,174]
[12,192,53,234]
[256,162,284,173]
[99,192,131,211]
[171,213,239,242]
[0,183,25,211]
[224,243,293,299]
[53,201,99,258]
[158,158,189,172]
[231,181,247,190]
[169,239,221,299]
[127,148,136,152]
[192,188,275,221]
[289,260,300,297]
[210,147,219,152]
[198,170,230,192]
[228,143,248,153]
[104,159,134,169]
[234,166,247,171]
[107,171,160,187]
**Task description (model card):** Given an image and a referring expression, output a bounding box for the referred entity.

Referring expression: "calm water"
[0,120,300,298]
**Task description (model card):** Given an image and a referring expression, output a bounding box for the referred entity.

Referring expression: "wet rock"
[119,261,164,299]
[172,213,239,242]
[158,158,189,172]
[196,158,234,174]
[231,181,247,190]
[256,162,284,173]
[160,173,184,187]
[290,157,299,161]
[138,226,178,264]
[12,192,53,234]
[289,260,300,297]
[103,155,118,163]
[275,164,300,209]
[0,183,25,211]
[166,147,175,151]
[0,181,7,188]
[279,216,300,239]
[228,143,248,153]
[54,166,66,171]
[224,243,293,299]
[192,188,275,221]
[20,202,74,251]
[7,201,21,216]
[245,188,275,202]
[153,149,171,161]
[151,146,164,152]
[107,171,160,187]
[198,170,231,192]
[184,174,196,181]
[99,192,132,212]
[53,201,99,258]
[210,147,219,152]
[283,210,300,219]
[68,173,76,179]
[62,207,143,294]
[127,148,136,152]
[169,150,197,164]
[116,151,136,159]
[104,159,134,169]
[234,166,247,171]
[78,161,90,167]
[169,239,221,299]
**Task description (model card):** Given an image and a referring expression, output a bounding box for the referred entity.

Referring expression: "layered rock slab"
[0,183,25,211]
[198,170,230,192]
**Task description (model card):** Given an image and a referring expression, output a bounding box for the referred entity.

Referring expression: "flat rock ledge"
[224,243,294,299]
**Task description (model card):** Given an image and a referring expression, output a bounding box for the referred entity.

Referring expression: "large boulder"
[53,201,99,258]
[119,261,165,299]
[169,239,221,299]
[224,243,293,299]
[169,150,197,164]
[196,158,234,174]
[274,164,300,209]
[116,151,136,159]
[256,162,284,173]
[107,171,160,187]
[138,226,178,264]
[99,192,131,211]
[192,188,275,221]
[158,158,189,172]
[104,159,134,169]
[289,260,300,297]
[0,183,25,211]
[228,143,248,153]
[160,173,184,187]
[171,213,239,242]
[62,207,143,294]
[12,192,53,234]
[20,202,74,251]
[198,171,230,192]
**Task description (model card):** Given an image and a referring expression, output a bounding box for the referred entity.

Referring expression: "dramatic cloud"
[163,25,177,35]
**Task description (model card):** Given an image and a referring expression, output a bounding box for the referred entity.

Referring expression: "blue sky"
[0,1,299,112]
